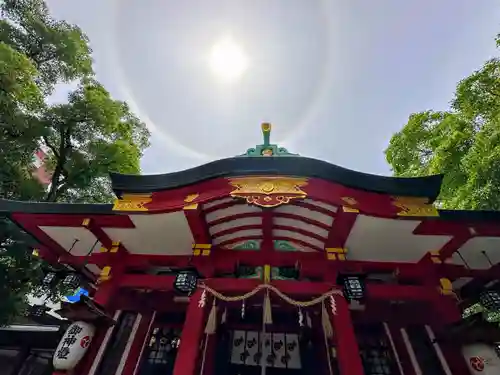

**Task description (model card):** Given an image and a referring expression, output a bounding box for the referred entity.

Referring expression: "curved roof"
[111,156,444,201]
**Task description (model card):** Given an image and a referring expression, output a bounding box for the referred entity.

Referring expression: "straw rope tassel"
[263,290,273,324]
[322,300,334,339]
[204,299,218,334]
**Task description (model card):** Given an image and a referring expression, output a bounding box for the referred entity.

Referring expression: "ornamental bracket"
[228,176,308,208]
[392,196,439,217]
[113,194,152,212]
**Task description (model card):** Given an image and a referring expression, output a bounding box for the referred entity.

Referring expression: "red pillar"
[172,289,207,375]
[122,312,156,375]
[331,295,364,375]
[73,317,113,375]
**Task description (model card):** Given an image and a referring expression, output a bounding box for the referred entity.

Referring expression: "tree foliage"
[0,0,150,325]
[386,34,500,210]
[0,0,93,93]
[42,79,150,202]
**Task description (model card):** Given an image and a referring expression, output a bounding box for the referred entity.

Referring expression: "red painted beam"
[115,275,439,302]
[274,224,327,243]
[203,199,242,214]
[438,232,473,260]
[217,235,324,252]
[262,209,273,254]
[209,211,330,232]
[183,204,211,244]
[12,212,135,228]
[82,218,115,249]
[206,278,315,295]
[291,200,337,217]
[120,274,176,289]
[119,277,334,296]
[211,224,261,238]
[325,208,358,248]
[366,284,434,301]
[57,250,500,283]
[208,212,261,226]
[274,212,330,231]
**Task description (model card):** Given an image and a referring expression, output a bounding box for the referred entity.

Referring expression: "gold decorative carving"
[113,194,152,211]
[341,197,358,206]
[342,206,359,213]
[192,243,212,256]
[98,266,112,283]
[392,196,439,217]
[183,193,200,210]
[439,278,456,297]
[228,176,308,208]
[430,250,442,264]
[184,193,199,203]
[325,248,347,261]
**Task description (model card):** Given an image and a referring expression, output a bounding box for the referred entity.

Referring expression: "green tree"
[0,0,150,325]
[0,0,93,93]
[385,34,500,210]
[0,42,46,201]
[42,79,150,203]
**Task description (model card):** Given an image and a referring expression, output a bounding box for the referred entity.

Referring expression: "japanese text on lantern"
[56,324,84,360]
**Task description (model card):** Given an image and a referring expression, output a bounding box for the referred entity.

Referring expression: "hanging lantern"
[480,290,500,311]
[29,304,49,318]
[42,272,58,287]
[338,274,366,302]
[173,270,198,295]
[63,273,81,289]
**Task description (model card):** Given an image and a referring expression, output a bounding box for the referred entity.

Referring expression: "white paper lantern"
[462,343,500,375]
[53,321,95,370]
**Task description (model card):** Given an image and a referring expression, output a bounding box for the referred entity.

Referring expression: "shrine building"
[2,123,500,375]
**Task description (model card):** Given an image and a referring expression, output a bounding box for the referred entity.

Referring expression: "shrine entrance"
[228,330,302,375]
[137,313,184,375]
[214,305,331,375]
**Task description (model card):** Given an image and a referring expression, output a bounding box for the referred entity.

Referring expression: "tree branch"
[45,126,72,202]
[41,135,59,158]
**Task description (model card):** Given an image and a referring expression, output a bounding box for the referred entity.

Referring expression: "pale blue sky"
[46,0,500,176]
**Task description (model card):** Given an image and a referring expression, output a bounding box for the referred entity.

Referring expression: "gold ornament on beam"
[341,197,359,213]
[228,176,308,208]
[184,193,200,210]
[392,196,439,217]
[113,194,152,211]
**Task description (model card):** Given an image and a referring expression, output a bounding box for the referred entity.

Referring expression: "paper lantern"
[42,272,57,287]
[480,290,500,311]
[63,273,81,289]
[174,270,198,295]
[53,321,95,370]
[29,304,49,318]
[338,274,366,302]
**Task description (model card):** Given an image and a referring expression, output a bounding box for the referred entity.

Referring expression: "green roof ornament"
[240,123,298,157]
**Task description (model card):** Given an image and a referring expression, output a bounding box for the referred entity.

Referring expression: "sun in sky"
[209,36,249,82]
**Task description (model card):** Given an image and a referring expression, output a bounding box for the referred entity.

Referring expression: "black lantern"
[338,274,366,302]
[42,272,57,287]
[480,290,500,311]
[173,270,198,296]
[62,273,81,289]
[29,304,49,318]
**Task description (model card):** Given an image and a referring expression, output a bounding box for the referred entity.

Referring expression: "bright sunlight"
[209,36,249,82]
